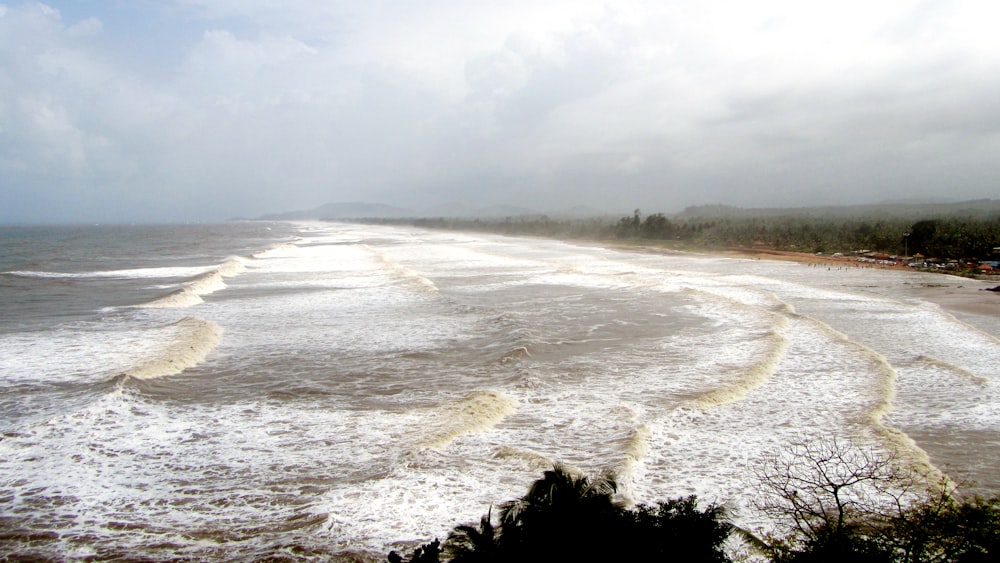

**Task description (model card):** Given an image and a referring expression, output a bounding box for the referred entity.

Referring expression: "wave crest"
[141,257,245,308]
[123,317,223,380]
[416,390,519,450]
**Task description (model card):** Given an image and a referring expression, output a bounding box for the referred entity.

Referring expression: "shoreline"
[602,240,911,269]
[719,247,911,270]
[600,240,1000,329]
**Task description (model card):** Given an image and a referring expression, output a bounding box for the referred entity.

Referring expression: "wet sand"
[720,248,1000,321]
[722,247,910,268]
[907,283,1000,335]
[606,240,1000,332]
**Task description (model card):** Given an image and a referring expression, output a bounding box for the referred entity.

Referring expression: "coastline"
[729,248,1000,327]
[719,247,910,269]
[601,240,1000,332]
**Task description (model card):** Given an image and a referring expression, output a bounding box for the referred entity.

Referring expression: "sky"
[1,1,998,222]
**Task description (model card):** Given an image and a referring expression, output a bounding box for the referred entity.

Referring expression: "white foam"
[124,317,223,379]
[251,242,302,259]
[3,266,215,279]
[413,390,519,450]
[365,246,440,294]
[141,257,246,308]
[5,222,1000,559]
[141,286,207,308]
[0,317,223,385]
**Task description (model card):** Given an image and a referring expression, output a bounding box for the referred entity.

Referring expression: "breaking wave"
[920,301,1000,348]
[121,317,223,380]
[499,346,532,364]
[801,315,942,482]
[416,390,519,450]
[915,355,989,385]
[682,289,791,408]
[2,266,213,279]
[141,257,245,308]
[493,445,556,472]
[615,424,653,502]
[364,246,439,293]
[691,325,790,408]
[251,242,301,259]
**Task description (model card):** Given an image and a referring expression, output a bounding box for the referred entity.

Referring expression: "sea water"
[1,221,998,560]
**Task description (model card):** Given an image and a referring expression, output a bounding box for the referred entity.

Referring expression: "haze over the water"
[1,1,998,223]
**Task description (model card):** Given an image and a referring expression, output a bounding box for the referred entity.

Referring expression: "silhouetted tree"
[753,437,1000,562]
[446,509,499,563]
[390,465,734,562]
[495,465,621,560]
[389,539,441,563]
[624,496,732,562]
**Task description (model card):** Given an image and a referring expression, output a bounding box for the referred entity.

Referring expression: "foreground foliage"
[753,439,1000,563]
[388,466,732,562]
[389,442,1000,562]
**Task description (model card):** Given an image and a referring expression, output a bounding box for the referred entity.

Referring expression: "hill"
[676,199,1000,220]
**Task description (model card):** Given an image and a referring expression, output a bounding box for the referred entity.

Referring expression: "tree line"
[611,212,1000,261]
[358,208,1000,262]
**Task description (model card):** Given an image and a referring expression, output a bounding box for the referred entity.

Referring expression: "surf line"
[119,317,223,380]
[613,423,654,504]
[799,315,947,486]
[413,390,519,450]
[915,355,989,386]
[682,288,791,409]
[140,257,246,308]
[361,245,440,294]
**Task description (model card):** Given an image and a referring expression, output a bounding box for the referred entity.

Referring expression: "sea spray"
[123,317,223,379]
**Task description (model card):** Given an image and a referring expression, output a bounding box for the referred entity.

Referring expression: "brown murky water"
[2,222,998,560]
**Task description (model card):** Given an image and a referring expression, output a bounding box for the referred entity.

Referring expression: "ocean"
[1,221,998,560]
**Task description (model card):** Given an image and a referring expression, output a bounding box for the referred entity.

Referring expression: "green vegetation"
[388,441,1000,562]
[357,200,1000,263]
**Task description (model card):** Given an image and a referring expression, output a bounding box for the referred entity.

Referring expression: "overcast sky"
[1,1,998,222]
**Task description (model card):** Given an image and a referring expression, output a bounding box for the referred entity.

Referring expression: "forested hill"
[358,199,1000,263]
[676,199,1000,220]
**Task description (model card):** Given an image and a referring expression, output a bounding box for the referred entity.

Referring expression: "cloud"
[65,15,101,37]
[1,0,999,222]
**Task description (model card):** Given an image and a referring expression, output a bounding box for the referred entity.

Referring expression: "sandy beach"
[718,247,1000,318]
[722,247,911,269]
[608,241,1000,325]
